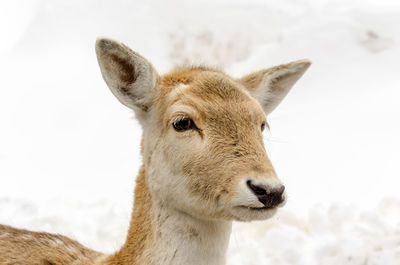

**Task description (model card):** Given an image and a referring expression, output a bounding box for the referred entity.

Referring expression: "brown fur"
[102,167,153,265]
[0,224,101,265]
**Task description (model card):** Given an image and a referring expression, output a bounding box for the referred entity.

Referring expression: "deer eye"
[261,121,269,132]
[172,117,195,132]
[261,122,266,132]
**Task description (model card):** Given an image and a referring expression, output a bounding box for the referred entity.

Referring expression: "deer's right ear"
[239,60,311,115]
[95,38,159,112]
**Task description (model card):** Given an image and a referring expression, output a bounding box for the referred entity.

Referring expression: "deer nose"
[246,180,285,208]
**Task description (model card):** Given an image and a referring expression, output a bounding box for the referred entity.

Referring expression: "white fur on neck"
[144,199,232,265]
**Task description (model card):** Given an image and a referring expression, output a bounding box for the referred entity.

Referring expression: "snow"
[0,0,399,264]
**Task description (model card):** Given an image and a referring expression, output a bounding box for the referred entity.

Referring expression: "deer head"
[95,38,310,222]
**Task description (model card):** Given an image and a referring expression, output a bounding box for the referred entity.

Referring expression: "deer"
[0,38,310,265]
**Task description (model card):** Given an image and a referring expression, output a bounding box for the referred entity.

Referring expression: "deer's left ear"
[238,60,311,115]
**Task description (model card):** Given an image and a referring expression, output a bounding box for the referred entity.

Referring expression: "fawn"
[0,38,310,265]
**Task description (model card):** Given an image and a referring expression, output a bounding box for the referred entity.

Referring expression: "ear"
[239,59,311,115]
[95,38,159,112]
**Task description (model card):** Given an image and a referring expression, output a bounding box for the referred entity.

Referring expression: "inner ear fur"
[95,38,159,112]
[239,59,311,115]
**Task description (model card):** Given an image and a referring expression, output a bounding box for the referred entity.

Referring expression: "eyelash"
[172,117,197,132]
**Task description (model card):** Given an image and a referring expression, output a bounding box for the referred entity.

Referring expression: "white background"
[0,0,399,264]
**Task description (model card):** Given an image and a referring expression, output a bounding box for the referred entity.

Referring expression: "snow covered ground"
[0,0,400,264]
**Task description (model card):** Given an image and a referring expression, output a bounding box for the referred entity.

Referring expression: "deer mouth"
[237,205,275,211]
[230,205,279,221]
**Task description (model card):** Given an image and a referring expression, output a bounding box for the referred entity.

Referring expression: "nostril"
[247,180,285,208]
[246,180,267,196]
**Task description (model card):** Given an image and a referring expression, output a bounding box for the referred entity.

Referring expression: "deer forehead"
[159,71,266,130]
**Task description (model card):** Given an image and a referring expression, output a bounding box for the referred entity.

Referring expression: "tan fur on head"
[0,38,310,265]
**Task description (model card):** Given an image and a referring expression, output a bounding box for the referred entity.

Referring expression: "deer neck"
[105,166,232,265]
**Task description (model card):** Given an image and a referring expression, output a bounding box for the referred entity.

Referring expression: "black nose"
[246,180,285,208]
